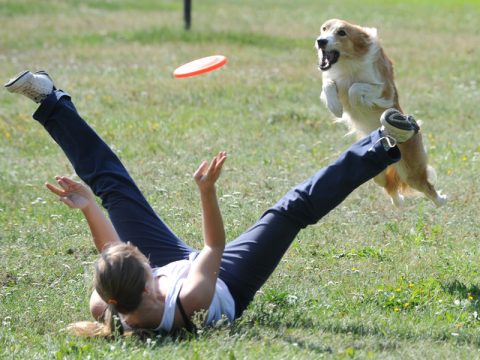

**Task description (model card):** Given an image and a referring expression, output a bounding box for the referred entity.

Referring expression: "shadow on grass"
[442,279,480,301]
[0,272,18,287]
[282,335,333,355]
[72,26,310,50]
[282,333,403,354]
[238,284,480,349]
[0,1,177,16]
[239,313,480,349]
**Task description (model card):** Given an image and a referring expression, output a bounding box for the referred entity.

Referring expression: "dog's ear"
[362,26,378,39]
[351,26,376,55]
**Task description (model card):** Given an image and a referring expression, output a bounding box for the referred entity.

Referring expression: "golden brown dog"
[315,18,446,206]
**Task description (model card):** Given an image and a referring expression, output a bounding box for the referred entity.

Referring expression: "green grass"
[1,0,480,358]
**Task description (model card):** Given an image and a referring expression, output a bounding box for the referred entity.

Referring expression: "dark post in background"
[184,0,192,30]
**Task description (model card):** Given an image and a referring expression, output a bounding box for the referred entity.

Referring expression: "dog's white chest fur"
[320,43,394,136]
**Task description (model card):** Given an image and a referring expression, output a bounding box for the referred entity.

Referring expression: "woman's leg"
[33,90,194,266]
[219,130,401,317]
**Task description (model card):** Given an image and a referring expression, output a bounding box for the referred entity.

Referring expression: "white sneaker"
[4,70,54,103]
[380,108,420,147]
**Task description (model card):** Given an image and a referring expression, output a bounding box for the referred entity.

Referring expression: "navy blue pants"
[34,90,400,318]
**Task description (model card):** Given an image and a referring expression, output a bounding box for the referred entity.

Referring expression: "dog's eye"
[337,29,347,36]
[322,26,327,31]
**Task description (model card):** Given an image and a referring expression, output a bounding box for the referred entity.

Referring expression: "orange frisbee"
[173,55,228,78]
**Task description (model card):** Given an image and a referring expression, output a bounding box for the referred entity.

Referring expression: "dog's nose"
[316,38,328,49]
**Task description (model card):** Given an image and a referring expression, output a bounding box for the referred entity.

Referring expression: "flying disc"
[173,55,228,78]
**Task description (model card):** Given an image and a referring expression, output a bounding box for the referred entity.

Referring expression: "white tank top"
[121,252,235,332]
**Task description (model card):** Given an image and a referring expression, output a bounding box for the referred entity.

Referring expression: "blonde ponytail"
[103,303,124,336]
[67,243,151,337]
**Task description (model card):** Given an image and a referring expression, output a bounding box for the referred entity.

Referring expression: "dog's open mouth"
[319,50,340,71]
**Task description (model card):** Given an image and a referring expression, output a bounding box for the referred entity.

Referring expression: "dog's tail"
[384,165,411,196]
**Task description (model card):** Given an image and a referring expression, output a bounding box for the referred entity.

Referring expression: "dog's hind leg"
[399,163,447,207]
[413,175,447,206]
[397,136,447,207]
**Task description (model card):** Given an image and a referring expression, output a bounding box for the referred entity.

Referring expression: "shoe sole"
[381,109,414,131]
[4,71,32,92]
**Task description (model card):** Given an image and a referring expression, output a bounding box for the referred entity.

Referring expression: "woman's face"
[120,274,165,330]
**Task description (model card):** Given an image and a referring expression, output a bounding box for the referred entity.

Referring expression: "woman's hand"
[193,151,227,193]
[45,176,95,210]
[46,176,121,251]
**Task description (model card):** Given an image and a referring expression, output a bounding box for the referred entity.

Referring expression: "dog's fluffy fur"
[315,18,446,206]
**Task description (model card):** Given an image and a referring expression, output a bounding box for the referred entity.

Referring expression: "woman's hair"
[67,242,151,337]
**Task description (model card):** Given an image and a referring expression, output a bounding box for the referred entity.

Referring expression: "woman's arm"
[180,151,227,314]
[89,289,108,320]
[46,176,121,252]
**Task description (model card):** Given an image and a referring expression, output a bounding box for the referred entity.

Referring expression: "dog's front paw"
[322,80,343,118]
[348,83,373,107]
[326,95,343,118]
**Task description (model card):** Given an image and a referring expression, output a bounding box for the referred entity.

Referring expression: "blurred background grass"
[1,0,480,358]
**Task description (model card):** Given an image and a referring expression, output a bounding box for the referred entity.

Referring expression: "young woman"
[5,70,419,336]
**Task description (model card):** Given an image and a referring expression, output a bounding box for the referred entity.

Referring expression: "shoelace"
[369,132,397,152]
[381,134,397,148]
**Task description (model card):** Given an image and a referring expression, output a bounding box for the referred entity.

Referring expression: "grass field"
[1,0,480,358]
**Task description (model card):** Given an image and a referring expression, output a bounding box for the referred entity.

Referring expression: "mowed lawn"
[1,0,479,358]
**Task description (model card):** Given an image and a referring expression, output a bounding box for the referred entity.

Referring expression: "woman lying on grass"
[4,70,419,336]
